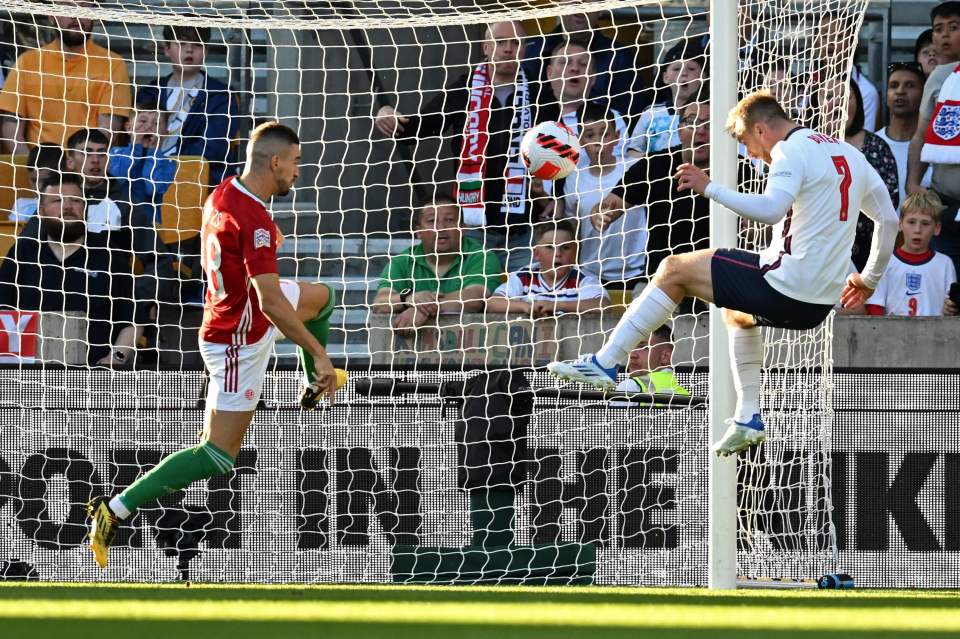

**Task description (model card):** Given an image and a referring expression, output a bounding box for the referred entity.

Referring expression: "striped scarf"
[455,62,531,227]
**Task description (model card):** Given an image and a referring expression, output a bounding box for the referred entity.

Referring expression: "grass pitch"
[1,582,957,639]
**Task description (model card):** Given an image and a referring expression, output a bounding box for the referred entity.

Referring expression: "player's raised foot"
[300,368,349,409]
[713,414,767,457]
[86,497,119,569]
[547,354,618,390]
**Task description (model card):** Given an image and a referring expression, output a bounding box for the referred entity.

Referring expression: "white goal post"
[0,0,869,587]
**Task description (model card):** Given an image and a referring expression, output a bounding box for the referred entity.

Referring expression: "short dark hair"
[40,171,84,200]
[661,39,706,67]
[888,63,926,87]
[134,88,164,112]
[650,324,673,343]
[846,79,865,137]
[250,121,299,146]
[579,101,615,127]
[533,219,577,242]
[931,2,960,23]
[65,128,110,151]
[27,143,63,172]
[413,195,459,227]
[163,24,211,45]
[915,28,934,61]
[248,121,300,167]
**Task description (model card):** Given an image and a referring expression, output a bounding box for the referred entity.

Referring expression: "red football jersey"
[199,177,280,345]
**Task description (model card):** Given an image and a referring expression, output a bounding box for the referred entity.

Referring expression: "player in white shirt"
[866,191,959,316]
[548,91,899,457]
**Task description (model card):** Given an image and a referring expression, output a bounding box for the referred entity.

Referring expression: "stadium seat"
[0,220,25,260]
[606,289,633,309]
[0,154,33,214]
[158,155,210,245]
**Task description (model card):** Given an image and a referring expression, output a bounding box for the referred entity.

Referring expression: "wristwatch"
[398,288,412,309]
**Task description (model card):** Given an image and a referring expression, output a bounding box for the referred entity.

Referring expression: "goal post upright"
[708,0,740,590]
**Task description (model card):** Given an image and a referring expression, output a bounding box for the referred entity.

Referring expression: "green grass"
[1,582,958,639]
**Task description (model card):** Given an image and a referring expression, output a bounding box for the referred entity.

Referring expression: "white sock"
[596,285,678,369]
[730,326,763,422]
[109,496,132,520]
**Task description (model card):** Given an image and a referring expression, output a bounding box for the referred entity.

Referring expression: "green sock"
[115,441,235,516]
[299,283,336,385]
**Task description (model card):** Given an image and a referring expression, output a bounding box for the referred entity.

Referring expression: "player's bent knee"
[655,255,684,283]
[317,281,336,307]
[297,282,335,318]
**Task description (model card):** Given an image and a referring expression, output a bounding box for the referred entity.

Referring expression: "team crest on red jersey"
[253,228,271,249]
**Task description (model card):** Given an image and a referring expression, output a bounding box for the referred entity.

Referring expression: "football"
[520,121,581,180]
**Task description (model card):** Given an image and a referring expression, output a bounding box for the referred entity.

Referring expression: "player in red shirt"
[85,122,341,568]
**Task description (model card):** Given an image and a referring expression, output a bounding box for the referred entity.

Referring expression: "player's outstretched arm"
[857,180,900,292]
[251,272,337,401]
[675,163,795,225]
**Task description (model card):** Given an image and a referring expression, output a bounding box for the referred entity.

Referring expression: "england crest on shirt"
[933,104,960,141]
[253,227,271,249]
[905,272,922,294]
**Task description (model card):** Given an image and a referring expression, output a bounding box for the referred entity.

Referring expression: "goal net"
[0,0,868,585]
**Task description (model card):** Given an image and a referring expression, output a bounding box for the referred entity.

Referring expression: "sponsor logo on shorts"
[254,228,271,249]
[244,389,255,400]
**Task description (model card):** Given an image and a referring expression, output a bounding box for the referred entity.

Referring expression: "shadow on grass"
[0,619,956,639]
[1,583,958,610]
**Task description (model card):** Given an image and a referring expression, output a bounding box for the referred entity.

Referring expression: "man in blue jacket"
[157,24,239,186]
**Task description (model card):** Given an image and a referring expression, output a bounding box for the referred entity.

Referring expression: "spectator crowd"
[0,15,239,365]
[0,4,958,369]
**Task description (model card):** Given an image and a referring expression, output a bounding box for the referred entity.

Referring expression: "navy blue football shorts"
[711,248,834,330]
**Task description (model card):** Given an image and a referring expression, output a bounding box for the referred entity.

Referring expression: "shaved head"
[484,20,525,41]
[244,121,302,197]
[482,21,525,80]
[248,122,300,168]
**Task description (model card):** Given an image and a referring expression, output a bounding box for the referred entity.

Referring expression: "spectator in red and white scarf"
[374,21,554,270]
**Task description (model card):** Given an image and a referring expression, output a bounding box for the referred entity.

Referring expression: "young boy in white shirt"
[866,191,958,316]
[487,220,608,318]
[555,102,647,293]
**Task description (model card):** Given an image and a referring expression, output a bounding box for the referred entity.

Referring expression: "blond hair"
[901,191,944,222]
[725,90,790,138]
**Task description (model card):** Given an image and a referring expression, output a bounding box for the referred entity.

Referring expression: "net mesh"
[0,0,872,585]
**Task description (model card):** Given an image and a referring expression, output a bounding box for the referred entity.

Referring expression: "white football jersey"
[761,128,889,305]
[492,267,607,302]
[866,249,957,316]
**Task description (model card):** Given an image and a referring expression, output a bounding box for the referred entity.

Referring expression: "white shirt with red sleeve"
[866,247,957,316]
[200,176,280,345]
